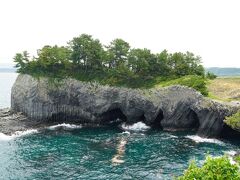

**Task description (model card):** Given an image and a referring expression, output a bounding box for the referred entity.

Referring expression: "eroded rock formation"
[11,74,240,137]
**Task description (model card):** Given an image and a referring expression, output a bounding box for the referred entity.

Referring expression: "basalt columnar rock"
[11,74,240,137]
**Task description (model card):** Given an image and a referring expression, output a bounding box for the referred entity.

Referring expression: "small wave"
[47,123,82,130]
[225,150,237,156]
[169,134,178,138]
[121,122,150,131]
[120,131,131,135]
[0,129,38,141]
[185,135,224,145]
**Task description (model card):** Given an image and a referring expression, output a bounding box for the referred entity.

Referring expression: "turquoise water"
[0,73,240,179]
[0,126,240,179]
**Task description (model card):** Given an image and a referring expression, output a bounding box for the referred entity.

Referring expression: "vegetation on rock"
[14,33,213,94]
[224,111,240,131]
[178,156,240,180]
[157,75,208,96]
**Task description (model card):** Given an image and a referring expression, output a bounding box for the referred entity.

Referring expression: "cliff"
[11,74,240,137]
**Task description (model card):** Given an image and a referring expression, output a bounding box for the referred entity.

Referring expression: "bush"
[178,156,240,180]
[161,75,209,96]
[224,111,240,131]
[206,72,217,80]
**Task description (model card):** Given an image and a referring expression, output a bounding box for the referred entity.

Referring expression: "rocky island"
[0,74,236,138]
[1,34,240,139]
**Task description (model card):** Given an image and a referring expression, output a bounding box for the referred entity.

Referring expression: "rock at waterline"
[9,74,240,137]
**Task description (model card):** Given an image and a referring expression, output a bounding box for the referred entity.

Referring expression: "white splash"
[224,150,238,165]
[0,129,38,141]
[225,150,237,156]
[185,135,224,145]
[47,123,82,130]
[121,122,150,131]
[120,131,131,135]
[169,134,178,138]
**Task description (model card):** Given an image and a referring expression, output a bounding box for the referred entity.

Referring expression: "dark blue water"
[0,126,240,180]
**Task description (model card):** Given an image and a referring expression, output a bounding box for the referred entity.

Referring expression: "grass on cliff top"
[207,77,240,102]
[30,70,240,101]
[30,70,209,96]
[155,75,208,96]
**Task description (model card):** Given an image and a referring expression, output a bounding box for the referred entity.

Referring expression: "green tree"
[150,49,170,77]
[69,34,104,68]
[166,52,204,77]
[14,51,30,73]
[128,48,153,76]
[184,52,204,76]
[106,38,130,69]
[36,45,71,72]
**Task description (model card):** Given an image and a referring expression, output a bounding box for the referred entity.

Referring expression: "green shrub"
[178,156,240,180]
[234,154,240,164]
[206,72,217,80]
[224,111,240,131]
[161,75,209,96]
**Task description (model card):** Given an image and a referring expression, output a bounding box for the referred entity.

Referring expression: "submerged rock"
[9,74,240,137]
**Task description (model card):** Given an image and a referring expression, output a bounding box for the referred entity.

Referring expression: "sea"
[0,72,240,180]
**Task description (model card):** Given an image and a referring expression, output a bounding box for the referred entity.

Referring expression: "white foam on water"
[120,131,131,135]
[169,134,178,138]
[121,122,150,132]
[224,150,239,165]
[47,123,82,130]
[225,150,237,156]
[0,133,12,141]
[185,135,224,145]
[0,129,38,141]
[229,156,237,165]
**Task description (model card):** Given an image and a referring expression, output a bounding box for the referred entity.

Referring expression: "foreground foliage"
[178,156,240,180]
[224,111,240,131]
[14,34,213,93]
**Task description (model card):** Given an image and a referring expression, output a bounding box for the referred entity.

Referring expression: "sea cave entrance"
[100,108,127,125]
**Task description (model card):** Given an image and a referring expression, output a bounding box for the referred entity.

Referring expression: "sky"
[0,0,239,67]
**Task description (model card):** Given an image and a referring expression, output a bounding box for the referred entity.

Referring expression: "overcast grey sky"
[0,0,239,67]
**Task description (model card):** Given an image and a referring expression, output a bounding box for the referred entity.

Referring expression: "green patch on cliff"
[224,111,240,131]
[155,75,208,96]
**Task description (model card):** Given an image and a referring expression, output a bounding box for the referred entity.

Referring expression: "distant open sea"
[0,72,18,108]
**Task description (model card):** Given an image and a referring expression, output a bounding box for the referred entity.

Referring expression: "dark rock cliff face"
[11,74,240,137]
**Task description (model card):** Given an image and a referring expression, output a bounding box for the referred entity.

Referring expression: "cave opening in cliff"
[186,109,200,130]
[151,109,164,129]
[220,124,240,139]
[51,112,63,122]
[100,108,127,125]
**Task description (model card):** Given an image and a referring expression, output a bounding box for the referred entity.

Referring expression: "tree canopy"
[14,33,210,93]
